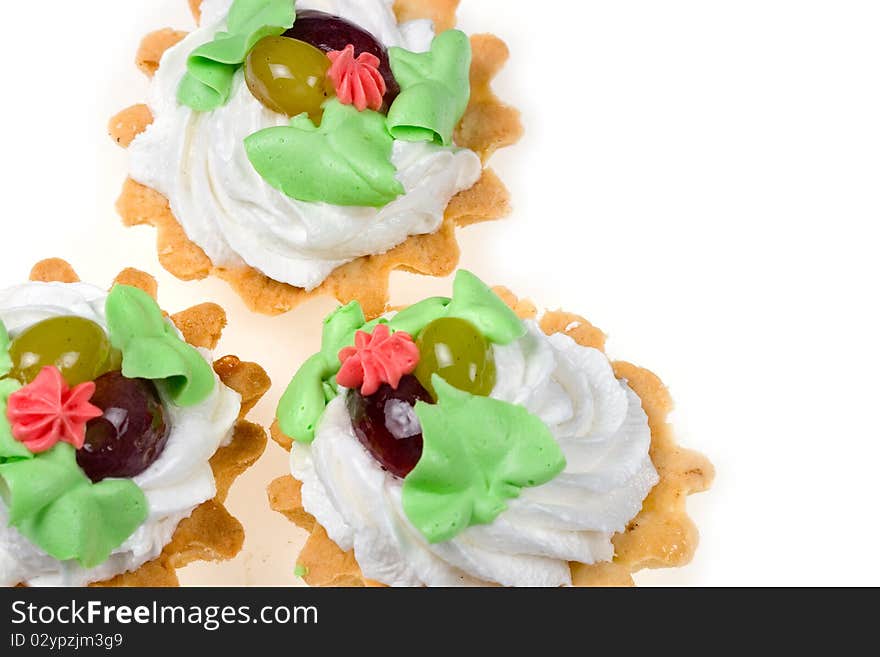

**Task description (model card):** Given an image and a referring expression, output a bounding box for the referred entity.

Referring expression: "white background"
[1,0,878,586]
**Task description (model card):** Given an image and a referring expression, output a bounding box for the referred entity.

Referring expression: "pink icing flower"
[338,325,420,396]
[327,44,387,112]
[6,366,103,454]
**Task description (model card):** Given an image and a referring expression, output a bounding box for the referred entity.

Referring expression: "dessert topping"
[338,324,420,396]
[6,366,102,453]
[328,45,387,112]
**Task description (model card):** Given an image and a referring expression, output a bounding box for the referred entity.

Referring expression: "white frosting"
[292,321,659,587]
[128,0,482,291]
[0,282,241,587]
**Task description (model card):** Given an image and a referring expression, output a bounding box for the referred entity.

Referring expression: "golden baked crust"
[14,258,270,588]
[267,288,714,587]
[136,28,187,77]
[109,0,523,318]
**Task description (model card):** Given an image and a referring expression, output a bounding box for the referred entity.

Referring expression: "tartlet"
[269,271,713,586]
[1,259,269,587]
[110,0,522,317]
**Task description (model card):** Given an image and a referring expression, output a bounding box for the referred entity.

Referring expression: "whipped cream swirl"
[128,0,482,291]
[292,321,659,587]
[0,282,241,587]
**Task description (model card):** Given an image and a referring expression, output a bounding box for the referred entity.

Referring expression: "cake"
[0,259,269,587]
[269,270,713,586]
[110,0,522,317]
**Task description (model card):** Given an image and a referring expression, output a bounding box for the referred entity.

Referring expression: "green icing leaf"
[387,30,472,146]
[0,327,27,464]
[403,378,566,544]
[0,444,84,525]
[0,444,148,568]
[226,0,294,34]
[178,0,296,111]
[322,380,338,402]
[0,379,30,463]
[245,100,404,207]
[446,270,525,344]
[319,302,367,366]
[105,285,215,407]
[278,353,333,444]
[388,297,451,336]
[0,320,11,377]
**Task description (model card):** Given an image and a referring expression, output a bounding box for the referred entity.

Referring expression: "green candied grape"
[245,36,333,123]
[8,317,115,386]
[414,318,496,400]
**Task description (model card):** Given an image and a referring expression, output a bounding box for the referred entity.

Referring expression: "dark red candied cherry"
[285,9,400,107]
[347,374,433,478]
[76,371,171,483]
